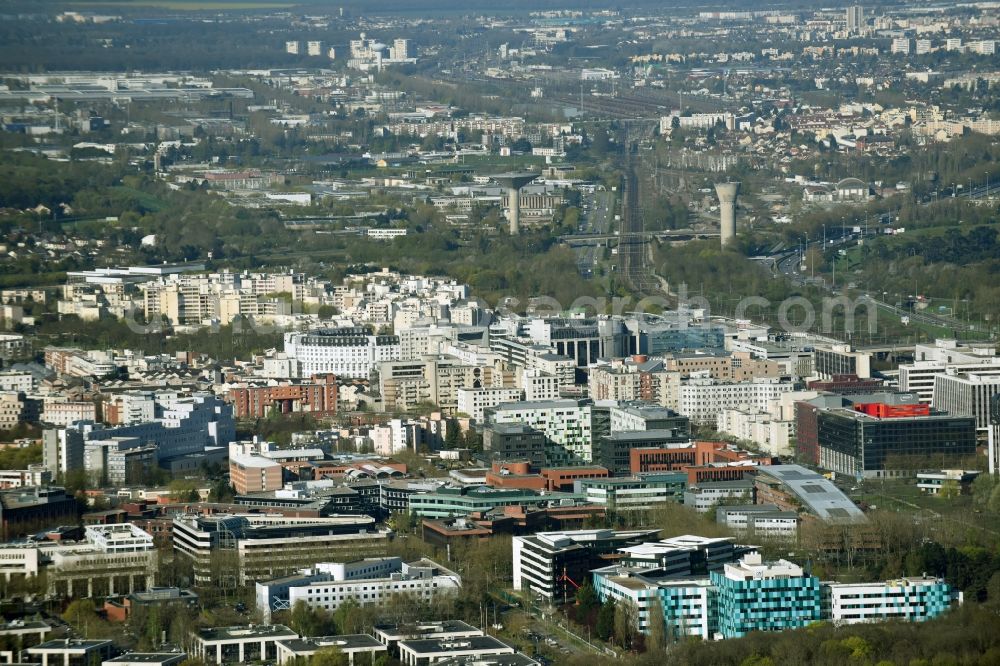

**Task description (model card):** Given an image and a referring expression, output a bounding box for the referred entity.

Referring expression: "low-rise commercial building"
[256,557,460,621]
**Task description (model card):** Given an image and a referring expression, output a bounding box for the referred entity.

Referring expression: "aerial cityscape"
[0,0,999,664]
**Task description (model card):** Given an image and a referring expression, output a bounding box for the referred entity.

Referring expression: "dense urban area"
[1,0,1000,665]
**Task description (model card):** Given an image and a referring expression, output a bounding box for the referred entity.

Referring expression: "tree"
[575,580,600,617]
[646,598,667,654]
[614,598,638,650]
[290,600,327,637]
[63,599,107,638]
[596,600,615,641]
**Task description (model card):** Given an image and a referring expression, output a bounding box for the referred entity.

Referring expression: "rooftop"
[276,634,385,652]
[195,625,297,643]
[756,464,865,523]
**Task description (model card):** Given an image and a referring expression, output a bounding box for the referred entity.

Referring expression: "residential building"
[229,456,283,495]
[457,387,523,422]
[227,375,339,419]
[284,328,400,379]
[482,424,547,467]
[678,376,795,425]
[488,399,592,465]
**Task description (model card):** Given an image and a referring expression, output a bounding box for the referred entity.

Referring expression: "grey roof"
[398,636,514,655]
[435,654,540,666]
[276,635,385,653]
[756,465,865,523]
[606,429,687,442]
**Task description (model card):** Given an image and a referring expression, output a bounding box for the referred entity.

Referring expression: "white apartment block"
[285,328,400,379]
[678,376,795,425]
[0,524,157,597]
[0,371,33,393]
[891,38,911,54]
[521,369,561,401]
[489,399,592,465]
[716,407,794,457]
[826,577,954,625]
[933,372,1000,430]
[256,558,459,621]
[900,358,1000,403]
[306,41,323,56]
[456,388,523,422]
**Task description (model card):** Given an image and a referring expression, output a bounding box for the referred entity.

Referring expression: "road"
[573,190,613,277]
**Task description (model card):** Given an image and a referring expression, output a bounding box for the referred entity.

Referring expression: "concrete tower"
[715,181,741,247]
[492,172,538,235]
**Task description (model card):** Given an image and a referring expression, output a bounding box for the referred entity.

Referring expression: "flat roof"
[433,654,540,666]
[276,635,385,652]
[398,636,512,654]
[196,625,296,643]
[104,653,186,664]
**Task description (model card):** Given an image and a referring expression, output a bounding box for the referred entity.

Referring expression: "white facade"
[489,399,592,465]
[932,372,1000,430]
[456,387,523,422]
[284,328,400,379]
[678,376,795,425]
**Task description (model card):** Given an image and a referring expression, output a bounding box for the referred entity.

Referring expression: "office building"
[592,549,954,641]
[577,473,687,511]
[512,529,660,601]
[713,552,821,638]
[0,524,157,598]
[683,479,755,513]
[275,635,387,665]
[753,465,865,523]
[716,504,799,540]
[826,577,954,624]
[408,485,585,519]
[43,393,235,475]
[171,514,391,586]
[898,339,1000,403]
[0,486,78,541]
[256,557,460,621]
[596,429,690,476]
[932,371,1000,430]
[191,625,298,664]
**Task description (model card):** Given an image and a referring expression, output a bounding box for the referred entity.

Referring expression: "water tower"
[492,172,538,235]
[715,181,741,247]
